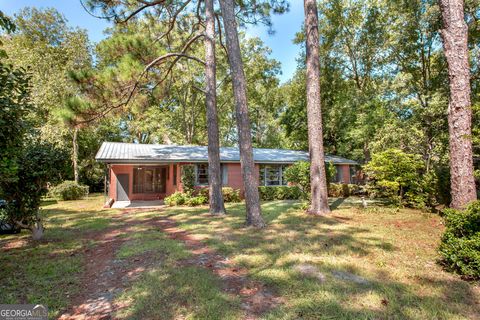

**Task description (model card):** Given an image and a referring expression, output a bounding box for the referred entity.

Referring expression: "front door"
[117,174,129,201]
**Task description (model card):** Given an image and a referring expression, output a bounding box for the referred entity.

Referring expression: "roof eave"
[95,158,357,165]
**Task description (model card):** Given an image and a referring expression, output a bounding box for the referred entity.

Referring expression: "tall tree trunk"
[205,0,226,215]
[439,0,477,209]
[73,126,79,184]
[219,0,265,227]
[304,0,330,215]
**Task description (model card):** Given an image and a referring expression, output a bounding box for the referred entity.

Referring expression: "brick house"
[95,142,358,205]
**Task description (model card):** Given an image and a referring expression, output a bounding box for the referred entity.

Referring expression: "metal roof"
[95,142,358,165]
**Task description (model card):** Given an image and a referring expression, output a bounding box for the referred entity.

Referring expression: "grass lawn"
[0,194,479,319]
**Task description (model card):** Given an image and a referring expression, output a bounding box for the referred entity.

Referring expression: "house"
[95,142,358,205]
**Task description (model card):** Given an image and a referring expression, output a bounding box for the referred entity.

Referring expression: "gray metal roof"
[95,142,358,165]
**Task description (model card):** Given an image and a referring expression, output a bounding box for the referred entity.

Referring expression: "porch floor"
[112,200,165,209]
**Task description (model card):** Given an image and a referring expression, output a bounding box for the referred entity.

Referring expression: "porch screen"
[133,167,167,193]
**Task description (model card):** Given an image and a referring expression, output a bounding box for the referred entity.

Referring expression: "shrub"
[193,187,241,203]
[49,180,89,200]
[328,183,357,197]
[164,191,188,206]
[258,186,302,201]
[185,195,208,207]
[222,187,241,203]
[284,161,339,199]
[439,201,480,280]
[165,191,208,207]
[283,161,310,197]
[364,149,426,206]
[181,165,195,193]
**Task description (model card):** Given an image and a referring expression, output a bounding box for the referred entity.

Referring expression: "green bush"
[194,187,241,203]
[439,201,480,280]
[164,191,188,206]
[195,187,209,198]
[258,186,302,201]
[165,191,208,207]
[49,180,89,200]
[283,161,310,198]
[181,165,196,193]
[328,183,357,197]
[363,149,447,208]
[222,187,241,203]
[186,195,208,207]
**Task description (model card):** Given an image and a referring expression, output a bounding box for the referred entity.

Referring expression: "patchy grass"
[1,195,479,319]
[116,230,189,261]
[115,266,240,320]
[161,200,480,320]
[0,194,118,318]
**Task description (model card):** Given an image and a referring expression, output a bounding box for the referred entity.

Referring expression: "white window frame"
[194,164,209,186]
[259,164,287,186]
[194,163,228,186]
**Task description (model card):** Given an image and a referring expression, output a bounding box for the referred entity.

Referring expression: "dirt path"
[58,210,281,320]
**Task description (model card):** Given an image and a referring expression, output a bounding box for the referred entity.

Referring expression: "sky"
[1,0,304,82]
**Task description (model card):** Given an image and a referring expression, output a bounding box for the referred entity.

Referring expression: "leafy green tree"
[4,8,93,184]
[0,12,31,195]
[0,12,69,239]
[364,149,424,204]
[284,161,310,199]
[3,141,68,239]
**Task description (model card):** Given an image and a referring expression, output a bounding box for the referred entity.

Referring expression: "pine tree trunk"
[73,126,79,184]
[439,0,477,209]
[205,0,226,215]
[304,0,330,215]
[219,0,265,227]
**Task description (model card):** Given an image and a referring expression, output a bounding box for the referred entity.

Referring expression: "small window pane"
[197,164,209,185]
[259,166,266,186]
[265,165,281,186]
[281,165,288,185]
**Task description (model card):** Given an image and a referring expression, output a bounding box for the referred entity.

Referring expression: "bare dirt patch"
[153,218,283,320]
[58,210,281,320]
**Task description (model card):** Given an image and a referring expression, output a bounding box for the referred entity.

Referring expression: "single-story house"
[95,142,358,204]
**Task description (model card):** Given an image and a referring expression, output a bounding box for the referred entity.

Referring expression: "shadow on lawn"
[115,264,241,320]
[159,201,479,319]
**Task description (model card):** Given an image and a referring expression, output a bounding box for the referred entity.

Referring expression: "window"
[133,166,167,193]
[194,164,228,186]
[259,165,287,186]
[173,164,177,186]
[195,164,209,185]
[336,165,344,183]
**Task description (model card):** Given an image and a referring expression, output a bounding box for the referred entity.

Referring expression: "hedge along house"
[95,142,358,206]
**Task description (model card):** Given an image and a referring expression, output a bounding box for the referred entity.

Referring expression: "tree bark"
[219,0,265,227]
[304,0,331,215]
[439,0,477,209]
[205,0,226,215]
[73,126,79,184]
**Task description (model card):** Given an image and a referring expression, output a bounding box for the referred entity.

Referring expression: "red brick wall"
[109,163,352,201]
[340,165,351,184]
